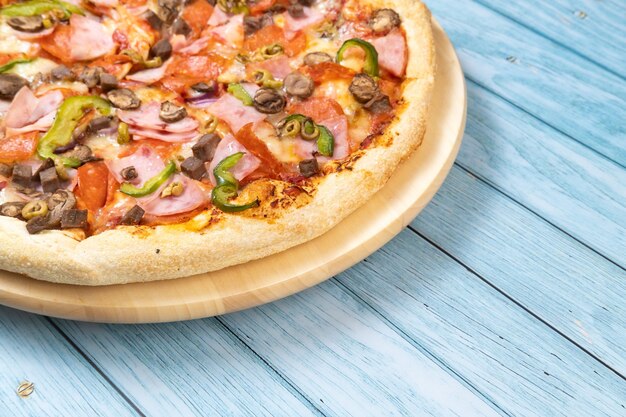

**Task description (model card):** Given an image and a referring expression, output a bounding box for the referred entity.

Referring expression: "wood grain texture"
[475,0,626,78]
[413,166,626,375]
[220,281,502,417]
[339,229,626,417]
[427,0,626,165]
[0,307,139,417]
[459,81,626,266]
[53,319,320,417]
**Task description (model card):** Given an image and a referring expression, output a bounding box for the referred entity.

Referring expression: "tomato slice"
[0,132,38,164]
[118,139,179,160]
[302,62,355,84]
[288,97,345,122]
[39,25,73,63]
[182,0,214,37]
[75,161,109,212]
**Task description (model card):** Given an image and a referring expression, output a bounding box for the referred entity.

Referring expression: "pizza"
[0,0,435,284]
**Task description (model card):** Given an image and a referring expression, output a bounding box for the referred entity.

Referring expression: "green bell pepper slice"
[316,125,334,157]
[211,152,259,212]
[0,0,84,18]
[278,114,335,157]
[0,58,35,74]
[120,160,177,198]
[37,96,111,167]
[227,83,253,106]
[336,38,379,77]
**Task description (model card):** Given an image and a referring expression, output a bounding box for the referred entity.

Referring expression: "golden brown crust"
[0,0,436,285]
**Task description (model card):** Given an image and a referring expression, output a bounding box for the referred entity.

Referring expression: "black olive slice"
[159,101,188,123]
[303,51,333,66]
[369,9,401,35]
[253,88,286,114]
[0,74,28,100]
[107,89,141,110]
[349,73,379,103]
[7,16,44,33]
[284,72,314,99]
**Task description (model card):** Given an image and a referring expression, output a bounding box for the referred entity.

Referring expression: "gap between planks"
[471,0,626,84]
[45,318,147,417]
[464,77,626,171]
[404,224,626,383]
[452,160,626,274]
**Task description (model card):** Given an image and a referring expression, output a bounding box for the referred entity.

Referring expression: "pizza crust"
[0,0,435,285]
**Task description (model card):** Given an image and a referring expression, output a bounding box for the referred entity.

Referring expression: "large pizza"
[0,0,435,284]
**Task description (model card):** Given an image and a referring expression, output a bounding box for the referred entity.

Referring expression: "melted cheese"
[6,58,57,82]
[0,23,38,55]
[316,79,360,118]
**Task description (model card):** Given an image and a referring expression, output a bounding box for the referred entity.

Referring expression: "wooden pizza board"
[0,21,466,323]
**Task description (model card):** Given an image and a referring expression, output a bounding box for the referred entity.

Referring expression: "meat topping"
[192,133,220,161]
[11,164,33,190]
[181,156,207,180]
[61,209,88,229]
[298,158,319,177]
[39,167,60,193]
[120,205,145,225]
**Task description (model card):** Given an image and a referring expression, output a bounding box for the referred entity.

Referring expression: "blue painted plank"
[55,319,320,417]
[0,307,138,417]
[475,0,626,78]
[428,0,626,165]
[458,81,626,266]
[413,166,626,375]
[221,281,503,417]
[338,229,626,417]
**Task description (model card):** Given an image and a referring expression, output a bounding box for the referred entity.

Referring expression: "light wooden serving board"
[0,22,466,323]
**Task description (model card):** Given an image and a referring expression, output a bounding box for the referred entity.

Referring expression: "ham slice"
[207,134,260,185]
[4,87,63,133]
[293,115,349,160]
[207,94,265,134]
[284,7,324,39]
[252,56,292,79]
[208,6,230,26]
[129,128,198,143]
[208,14,244,48]
[69,15,115,61]
[125,58,172,84]
[117,102,199,133]
[170,34,188,52]
[179,37,209,55]
[138,174,207,216]
[371,29,407,78]
[105,145,165,187]
[91,0,118,7]
[320,115,349,159]
[6,111,56,136]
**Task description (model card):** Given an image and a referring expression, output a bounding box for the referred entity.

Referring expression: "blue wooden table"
[2,0,626,415]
